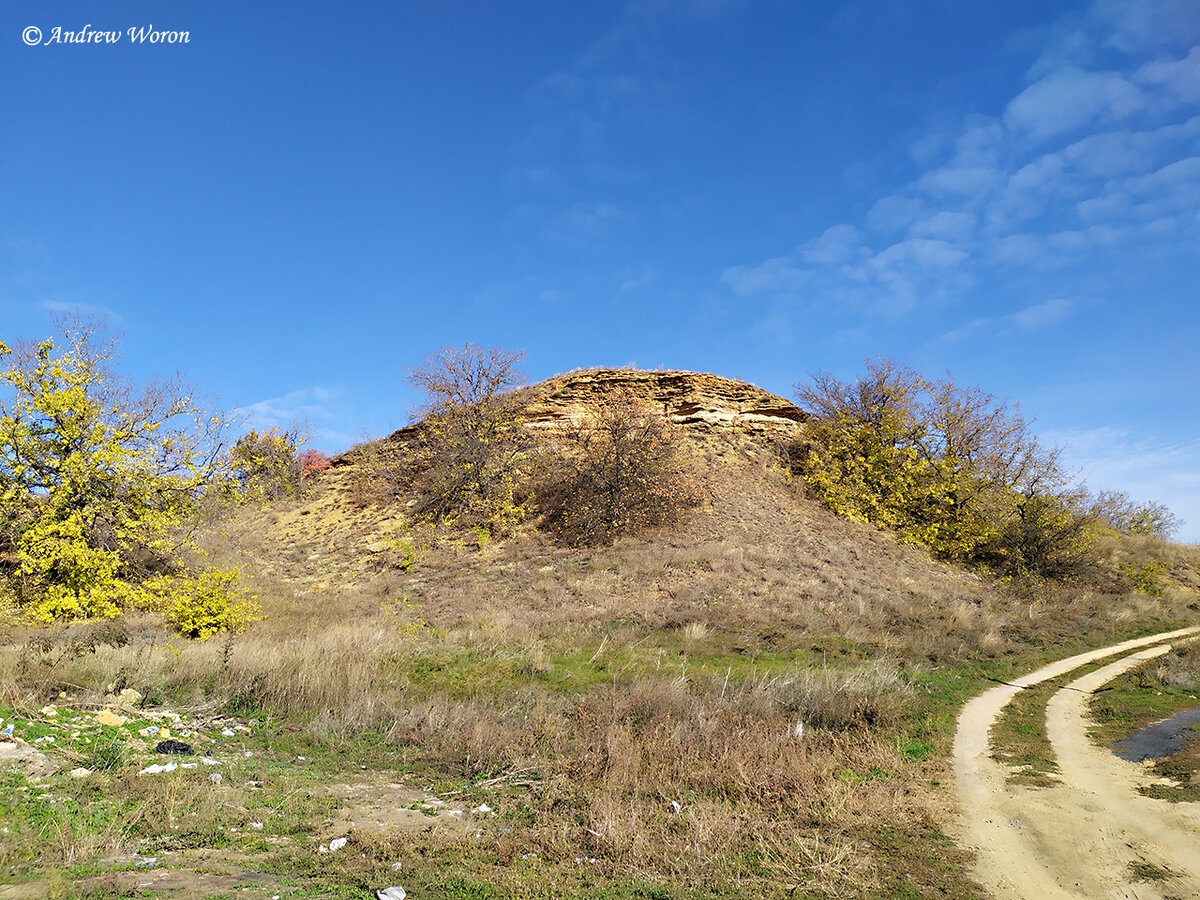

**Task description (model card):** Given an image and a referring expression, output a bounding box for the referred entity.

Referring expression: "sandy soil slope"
[953,627,1200,899]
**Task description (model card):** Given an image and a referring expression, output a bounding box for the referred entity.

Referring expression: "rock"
[68,767,93,778]
[0,738,58,779]
[117,688,143,707]
[95,709,128,727]
[155,739,194,755]
[520,369,806,435]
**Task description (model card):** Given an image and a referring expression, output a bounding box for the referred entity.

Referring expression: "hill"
[2,367,1198,899]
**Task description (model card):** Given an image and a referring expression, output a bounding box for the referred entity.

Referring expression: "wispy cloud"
[233,387,357,452]
[1046,425,1200,541]
[724,0,1200,328]
[940,298,1074,342]
[619,263,657,292]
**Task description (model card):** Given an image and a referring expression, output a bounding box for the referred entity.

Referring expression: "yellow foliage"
[144,569,262,640]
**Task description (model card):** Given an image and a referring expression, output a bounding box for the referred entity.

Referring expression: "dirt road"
[953,627,1200,899]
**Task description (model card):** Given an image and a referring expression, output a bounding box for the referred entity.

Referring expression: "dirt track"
[953,627,1200,899]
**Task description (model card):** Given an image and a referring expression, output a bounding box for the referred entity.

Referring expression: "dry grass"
[1,437,1196,897]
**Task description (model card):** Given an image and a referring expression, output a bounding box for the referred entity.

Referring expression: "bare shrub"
[538,387,704,546]
[406,344,531,534]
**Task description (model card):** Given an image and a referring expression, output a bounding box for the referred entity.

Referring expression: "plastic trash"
[376,887,407,900]
[138,762,178,775]
[329,837,348,851]
[155,739,193,755]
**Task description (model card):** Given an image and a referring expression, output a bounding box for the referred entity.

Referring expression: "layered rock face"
[521,368,806,437]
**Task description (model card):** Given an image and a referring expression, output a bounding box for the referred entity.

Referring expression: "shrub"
[299,448,332,480]
[1090,490,1180,539]
[406,343,532,535]
[229,428,304,501]
[1120,560,1166,596]
[147,569,262,640]
[539,387,704,546]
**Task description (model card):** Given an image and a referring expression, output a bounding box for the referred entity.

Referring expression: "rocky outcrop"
[521,368,806,436]
[341,369,807,466]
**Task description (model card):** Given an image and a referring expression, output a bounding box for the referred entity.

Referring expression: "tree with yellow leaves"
[0,319,258,634]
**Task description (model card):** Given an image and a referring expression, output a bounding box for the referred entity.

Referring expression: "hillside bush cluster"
[792,359,1177,585]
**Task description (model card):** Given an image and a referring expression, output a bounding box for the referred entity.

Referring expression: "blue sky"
[2,1,1198,540]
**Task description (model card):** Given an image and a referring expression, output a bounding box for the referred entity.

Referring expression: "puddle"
[1112,708,1200,762]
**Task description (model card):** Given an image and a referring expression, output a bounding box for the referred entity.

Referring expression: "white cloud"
[723,0,1200,335]
[870,238,967,270]
[940,298,1075,342]
[1093,0,1200,54]
[1047,425,1200,542]
[1137,45,1200,102]
[868,195,924,232]
[1006,68,1144,142]
[917,164,1003,198]
[619,264,657,292]
[234,387,347,449]
[1010,297,1073,330]
[721,256,809,296]
[798,224,864,265]
[909,211,977,241]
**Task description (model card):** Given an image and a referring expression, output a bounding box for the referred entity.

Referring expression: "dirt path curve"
[952,627,1200,899]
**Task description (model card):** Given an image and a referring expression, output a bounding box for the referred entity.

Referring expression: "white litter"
[328,837,348,851]
[210,773,222,784]
[139,762,178,775]
[671,800,682,814]
[471,803,493,815]
[376,887,407,900]
[201,757,220,765]
[249,822,264,830]
[222,728,236,736]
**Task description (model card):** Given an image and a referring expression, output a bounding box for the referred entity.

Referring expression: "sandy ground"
[953,627,1200,899]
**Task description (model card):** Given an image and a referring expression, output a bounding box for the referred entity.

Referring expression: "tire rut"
[952,627,1200,899]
